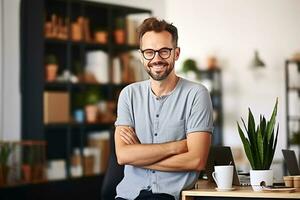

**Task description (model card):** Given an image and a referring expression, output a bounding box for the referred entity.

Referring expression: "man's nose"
[151,51,163,62]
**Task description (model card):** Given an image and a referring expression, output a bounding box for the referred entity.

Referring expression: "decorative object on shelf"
[44,92,70,124]
[72,21,82,41]
[70,148,83,177]
[71,16,91,41]
[83,148,95,176]
[47,159,66,180]
[94,27,108,44]
[73,93,85,123]
[88,131,110,174]
[0,142,15,186]
[114,17,126,45]
[206,55,218,70]
[251,50,265,68]
[44,14,69,40]
[291,130,300,145]
[21,141,46,183]
[85,50,109,83]
[56,70,78,83]
[181,58,200,81]
[291,52,300,63]
[45,54,59,82]
[237,98,279,191]
[84,87,101,123]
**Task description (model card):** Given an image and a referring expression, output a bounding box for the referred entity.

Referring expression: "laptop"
[205,146,250,186]
[282,149,300,175]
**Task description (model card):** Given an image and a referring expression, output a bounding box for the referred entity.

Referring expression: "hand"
[120,127,140,145]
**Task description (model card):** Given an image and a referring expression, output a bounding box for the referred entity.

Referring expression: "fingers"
[120,127,140,144]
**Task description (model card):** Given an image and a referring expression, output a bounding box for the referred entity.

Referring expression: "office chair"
[101,128,124,200]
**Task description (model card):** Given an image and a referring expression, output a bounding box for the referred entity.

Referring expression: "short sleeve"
[114,87,134,127]
[186,88,213,134]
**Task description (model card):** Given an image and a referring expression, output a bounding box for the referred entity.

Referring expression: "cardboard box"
[44,92,70,124]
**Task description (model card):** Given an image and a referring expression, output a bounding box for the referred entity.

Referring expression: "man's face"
[140,31,180,81]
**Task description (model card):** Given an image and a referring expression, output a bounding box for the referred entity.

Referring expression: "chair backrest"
[282,149,300,175]
[101,129,124,200]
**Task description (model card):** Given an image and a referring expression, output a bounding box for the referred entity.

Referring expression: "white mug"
[212,165,234,189]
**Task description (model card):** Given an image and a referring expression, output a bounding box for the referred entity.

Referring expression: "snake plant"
[237,98,279,170]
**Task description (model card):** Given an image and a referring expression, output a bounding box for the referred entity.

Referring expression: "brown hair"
[137,17,178,47]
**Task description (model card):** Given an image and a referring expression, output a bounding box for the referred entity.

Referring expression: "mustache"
[148,61,168,67]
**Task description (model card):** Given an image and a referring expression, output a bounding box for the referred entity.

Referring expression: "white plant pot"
[250,169,273,191]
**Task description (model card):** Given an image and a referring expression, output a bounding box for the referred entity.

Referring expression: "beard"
[145,60,175,81]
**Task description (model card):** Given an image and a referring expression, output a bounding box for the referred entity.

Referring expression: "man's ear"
[175,47,180,61]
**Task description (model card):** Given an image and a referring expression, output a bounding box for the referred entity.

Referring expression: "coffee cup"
[212,165,234,189]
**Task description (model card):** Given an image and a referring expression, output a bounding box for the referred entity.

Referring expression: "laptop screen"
[205,146,240,186]
[282,149,300,175]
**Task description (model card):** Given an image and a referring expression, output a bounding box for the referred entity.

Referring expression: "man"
[114,17,213,200]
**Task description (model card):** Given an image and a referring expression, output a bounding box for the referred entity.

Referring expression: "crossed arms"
[115,126,211,172]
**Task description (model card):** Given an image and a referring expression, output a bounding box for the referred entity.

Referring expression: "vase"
[250,169,273,191]
[46,64,58,82]
[85,105,98,123]
[114,29,125,44]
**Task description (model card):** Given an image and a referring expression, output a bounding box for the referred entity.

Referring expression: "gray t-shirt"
[115,77,213,200]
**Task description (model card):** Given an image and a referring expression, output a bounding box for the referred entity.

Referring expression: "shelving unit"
[285,60,300,162]
[21,0,151,189]
[198,68,223,145]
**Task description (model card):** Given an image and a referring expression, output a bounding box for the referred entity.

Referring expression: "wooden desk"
[182,181,300,200]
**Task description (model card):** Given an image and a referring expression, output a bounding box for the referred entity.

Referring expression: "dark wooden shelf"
[288,116,300,121]
[0,174,104,200]
[287,87,300,91]
[21,1,150,199]
[112,44,140,52]
[44,122,114,129]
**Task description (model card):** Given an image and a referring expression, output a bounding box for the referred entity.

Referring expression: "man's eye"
[160,49,169,55]
[145,51,154,56]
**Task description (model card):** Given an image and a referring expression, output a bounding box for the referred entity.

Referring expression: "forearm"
[115,126,187,166]
[142,151,204,172]
[142,132,211,172]
[117,142,179,166]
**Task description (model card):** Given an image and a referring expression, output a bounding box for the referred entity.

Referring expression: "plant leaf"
[266,98,278,142]
[238,122,255,168]
[257,125,264,169]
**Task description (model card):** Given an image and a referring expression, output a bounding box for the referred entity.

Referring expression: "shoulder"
[119,79,149,96]
[179,77,209,95]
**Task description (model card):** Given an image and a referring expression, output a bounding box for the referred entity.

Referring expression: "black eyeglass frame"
[140,47,176,60]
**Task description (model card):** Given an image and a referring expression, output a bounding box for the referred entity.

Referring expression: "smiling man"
[114,17,213,200]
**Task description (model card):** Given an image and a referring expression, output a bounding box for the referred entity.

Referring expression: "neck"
[150,73,179,97]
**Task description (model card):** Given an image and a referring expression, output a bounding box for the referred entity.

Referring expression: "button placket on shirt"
[152,96,163,192]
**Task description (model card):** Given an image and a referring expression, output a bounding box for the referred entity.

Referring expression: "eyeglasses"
[140,47,174,60]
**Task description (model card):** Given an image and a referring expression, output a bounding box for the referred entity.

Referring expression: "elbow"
[192,157,206,171]
[116,152,126,165]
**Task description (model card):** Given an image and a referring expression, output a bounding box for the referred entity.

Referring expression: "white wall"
[0,0,21,140]
[165,0,300,158]
[0,0,165,141]
[0,0,3,139]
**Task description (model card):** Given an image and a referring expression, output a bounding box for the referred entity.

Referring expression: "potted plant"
[45,54,59,82]
[0,142,14,186]
[181,59,200,80]
[291,130,300,145]
[94,27,108,44]
[237,98,279,191]
[114,17,125,45]
[84,87,101,123]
